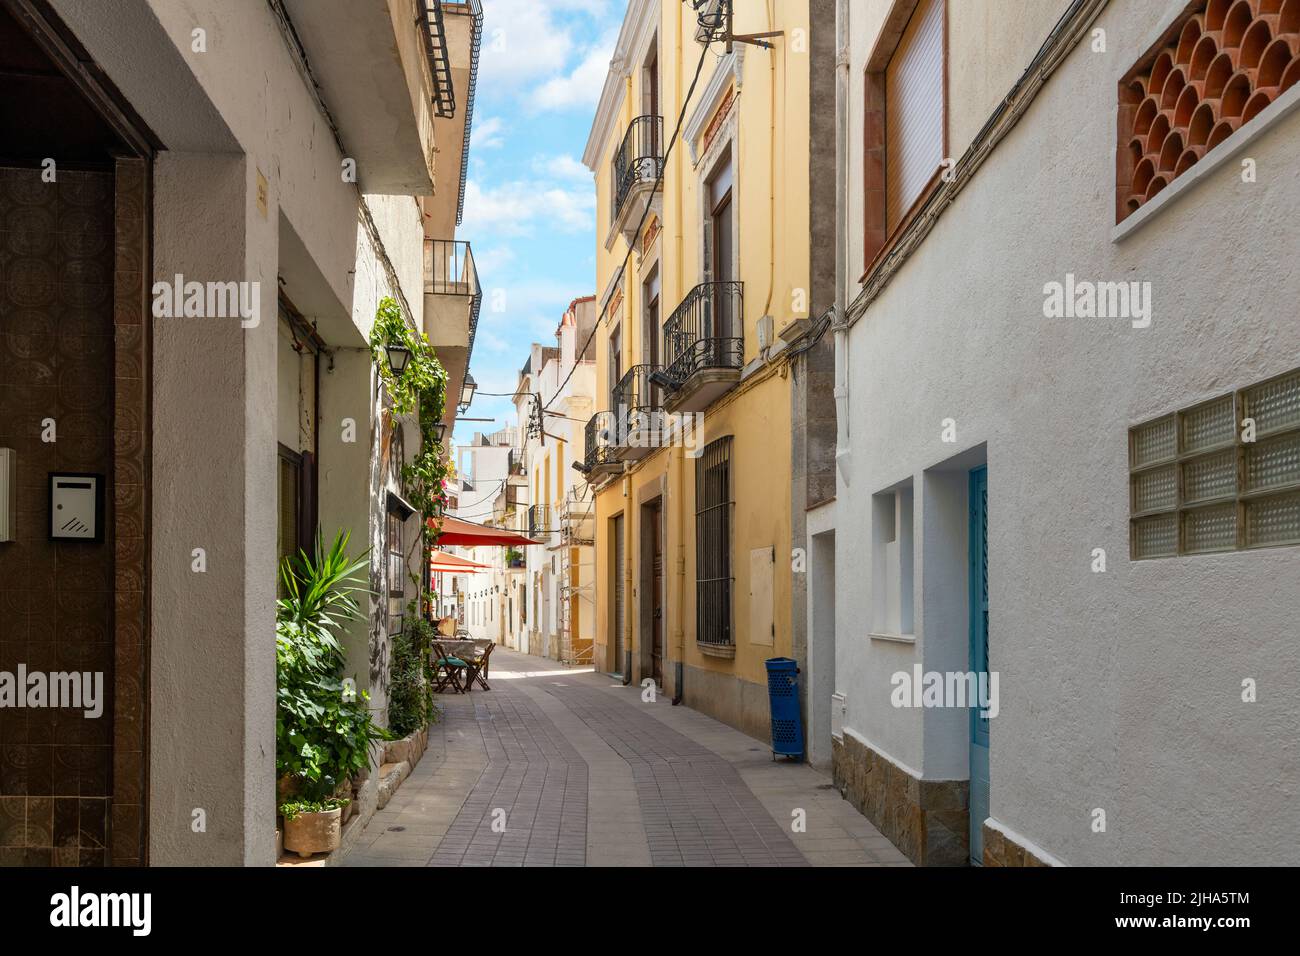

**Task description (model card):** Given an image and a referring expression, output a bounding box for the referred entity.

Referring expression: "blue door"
[968,466,990,865]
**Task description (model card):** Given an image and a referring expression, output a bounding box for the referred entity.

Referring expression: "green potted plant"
[388,616,439,738]
[276,530,389,858]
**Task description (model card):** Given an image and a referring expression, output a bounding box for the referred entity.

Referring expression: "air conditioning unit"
[0,449,13,543]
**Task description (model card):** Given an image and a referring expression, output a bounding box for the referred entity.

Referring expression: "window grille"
[695,437,733,645]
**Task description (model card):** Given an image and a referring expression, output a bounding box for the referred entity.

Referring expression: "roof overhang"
[283,0,437,195]
[582,0,658,171]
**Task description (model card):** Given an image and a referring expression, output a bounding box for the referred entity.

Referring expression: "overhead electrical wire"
[540,27,716,418]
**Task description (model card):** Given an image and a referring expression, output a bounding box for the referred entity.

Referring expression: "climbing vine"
[369,297,451,595]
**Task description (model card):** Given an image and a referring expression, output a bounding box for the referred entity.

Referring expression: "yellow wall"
[590,0,810,718]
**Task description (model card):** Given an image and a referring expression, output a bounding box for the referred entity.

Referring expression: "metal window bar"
[387,510,405,635]
[528,504,552,537]
[585,411,619,471]
[424,238,483,364]
[612,114,664,222]
[695,437,733,646]
[663,281,744,385]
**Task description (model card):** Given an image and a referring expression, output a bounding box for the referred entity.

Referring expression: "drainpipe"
[671,5,687,707]
[833,0,851,485]
[761,0,778,325]
[672,444,686,705]
[622,468,634,685]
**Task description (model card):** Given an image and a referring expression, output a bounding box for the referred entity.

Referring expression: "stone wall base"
[981,822,1052,867]
[681,664,772,744]
[832,733,969,866]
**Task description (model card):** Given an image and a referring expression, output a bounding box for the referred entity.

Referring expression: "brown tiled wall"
[0,161,148,867]
[110,157,148,866]
[0,166,116,865]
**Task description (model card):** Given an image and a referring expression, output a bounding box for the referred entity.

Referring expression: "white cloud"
[479,0,575,86]
[531,153,591,182]
[528,35,616,112]
[474,116,505,149]
[461,179,595,237]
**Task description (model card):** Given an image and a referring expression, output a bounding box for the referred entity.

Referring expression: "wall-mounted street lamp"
[385,344,411,376]
[432,422,447,445]
[458,373,477,413]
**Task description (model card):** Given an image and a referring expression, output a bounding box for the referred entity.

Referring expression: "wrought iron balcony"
[661,281,744,411]
[584,410,621,478]
[613,364,666,461]
[528,504,551,537]
[612,115,663,231]
[507,447,526,477]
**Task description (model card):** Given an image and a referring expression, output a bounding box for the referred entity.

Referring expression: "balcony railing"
[613,364,665,459]
[585,411,620,474]
[425,238,482,359]
[507,447,526,477]
[662,281,744,385]
[612,115,664,223]
[528,504,552,537]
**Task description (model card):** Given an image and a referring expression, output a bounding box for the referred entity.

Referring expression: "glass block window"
[1130,367,1300,558]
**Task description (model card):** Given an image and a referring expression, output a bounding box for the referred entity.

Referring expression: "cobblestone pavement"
[341,648,910,868]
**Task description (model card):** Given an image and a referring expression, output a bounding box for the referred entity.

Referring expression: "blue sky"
[454,0,624,448]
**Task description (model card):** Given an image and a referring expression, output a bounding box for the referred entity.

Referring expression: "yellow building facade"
[581,0,836,740]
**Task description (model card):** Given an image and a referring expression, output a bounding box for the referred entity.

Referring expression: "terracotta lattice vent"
[1117,0,1300,221]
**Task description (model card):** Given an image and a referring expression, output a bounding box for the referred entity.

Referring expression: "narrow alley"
[339,649,909,868]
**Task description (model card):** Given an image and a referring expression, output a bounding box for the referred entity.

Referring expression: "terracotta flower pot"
[283,807,343,859]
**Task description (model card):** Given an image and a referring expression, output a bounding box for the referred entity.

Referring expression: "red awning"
[429,550,491,573]
[431,516,541,547]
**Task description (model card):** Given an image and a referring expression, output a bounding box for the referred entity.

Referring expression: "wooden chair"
[430,640,468,694]
[465,641,494,691]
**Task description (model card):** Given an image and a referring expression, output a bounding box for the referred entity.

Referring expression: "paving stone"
[338,647,902,868]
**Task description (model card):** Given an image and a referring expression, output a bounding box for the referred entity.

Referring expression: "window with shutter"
[886,0,945,232]
[277,443,306,597]
[387,507,406,635]
[864,0,947,274]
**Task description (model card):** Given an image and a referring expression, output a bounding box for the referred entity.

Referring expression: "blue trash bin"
[765,657,804,760]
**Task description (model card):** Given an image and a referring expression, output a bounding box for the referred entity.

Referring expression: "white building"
[808,0,1300,867]
[0,0,482,865]
[516,298,598,662]
[445,426,525,644]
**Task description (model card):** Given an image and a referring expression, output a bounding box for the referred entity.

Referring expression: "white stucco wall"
[52,0,436,864]
[836,0,1300,865]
